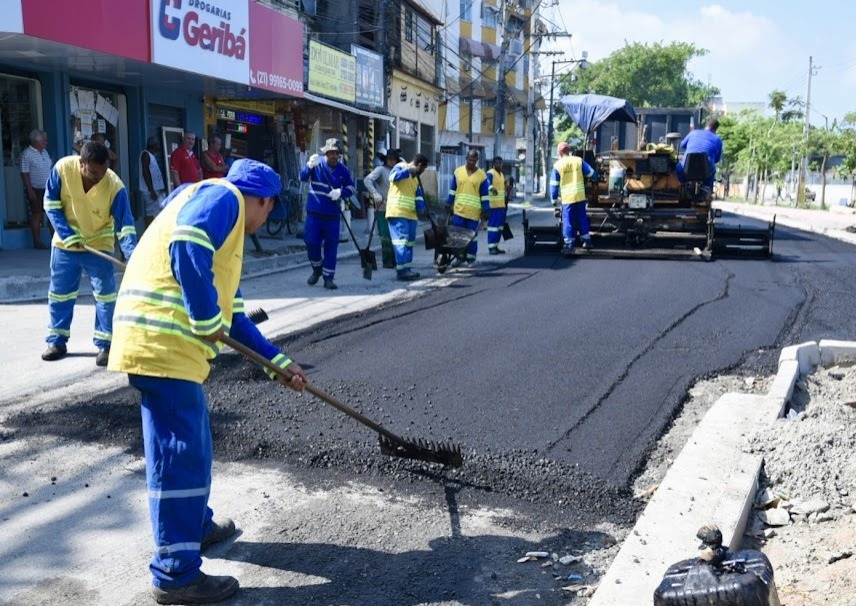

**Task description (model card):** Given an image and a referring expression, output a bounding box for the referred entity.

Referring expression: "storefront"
[389,69,441,167]
[0,0,303,249]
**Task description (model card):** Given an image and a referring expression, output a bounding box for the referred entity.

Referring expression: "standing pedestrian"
[20,128,53,249]
[140,136,167,227]
[201,135,227,180]
[363,148,400,269]
[550,142,596,255]
[169,131,203,189]
[386,153,429,281]
[41,141,137,366]
[447,149,490,266]
[299,138,355,290]
[486,156,508,255]
[108,159,309,605]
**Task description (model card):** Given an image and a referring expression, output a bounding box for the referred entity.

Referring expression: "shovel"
[362,205,379,270]
[417,175,446,251]
[219,333,463,467]
[319,164,374,280]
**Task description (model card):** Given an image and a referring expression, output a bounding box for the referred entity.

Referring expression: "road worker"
[108,159,309,605]
[385,153,429,281]
[41,141,136,366]
[486,155,508,255]
[446,149,490,266]
[363,148,400,269]
[300,138,356,290]
[550,142,596,255]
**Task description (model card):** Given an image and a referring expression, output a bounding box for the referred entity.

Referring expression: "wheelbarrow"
[431,215,482,274]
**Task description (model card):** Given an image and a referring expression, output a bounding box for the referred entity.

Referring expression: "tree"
[559,41,718,109]
[768,90,787,122]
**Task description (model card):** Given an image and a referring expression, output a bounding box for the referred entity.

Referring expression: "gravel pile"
[743,362,856,605]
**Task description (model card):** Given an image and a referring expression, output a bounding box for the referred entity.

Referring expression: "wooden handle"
[218,334,401,442]
[83,244,126,269]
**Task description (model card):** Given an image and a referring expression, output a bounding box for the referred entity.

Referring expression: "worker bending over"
[109,159,309,605]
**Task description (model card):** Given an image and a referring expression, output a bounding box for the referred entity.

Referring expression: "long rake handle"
[219,334,406,445]
[83,244,127,268]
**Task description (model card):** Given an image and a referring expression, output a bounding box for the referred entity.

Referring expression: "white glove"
[307,154,319,168]
[329,188,342,201]
[372,192,383,203]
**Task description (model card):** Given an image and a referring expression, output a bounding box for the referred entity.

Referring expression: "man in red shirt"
[169,131,202,189]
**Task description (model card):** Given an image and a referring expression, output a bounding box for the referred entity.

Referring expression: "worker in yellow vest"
[386,153,429,281]
[108,159,309,604]
[550,142,597,255]
[486,155,508,255]
[41,141,137,366]
[446,149,490,266]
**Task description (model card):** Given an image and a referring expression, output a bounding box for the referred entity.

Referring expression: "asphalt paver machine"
[523,94,774,260]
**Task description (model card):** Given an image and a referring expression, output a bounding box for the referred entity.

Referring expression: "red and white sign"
[152,0,249,85]
[151,0,303,97]
[247,1,303,97]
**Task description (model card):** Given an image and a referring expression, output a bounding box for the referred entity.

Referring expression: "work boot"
[382,261,396,269]
[581,239,593,250]
[41,344,67,361]
[489,248,500,255]
[201,518,236,553]
[397,271,421,281]
[561,245,574,256]
[151,573,239,605]
[95,348,110,367]
[307,269,322,286]
[323,280,338,290]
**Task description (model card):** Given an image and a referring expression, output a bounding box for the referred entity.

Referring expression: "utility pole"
[798,56,819,206]
[493,0,513,160]
[546,53,584,169]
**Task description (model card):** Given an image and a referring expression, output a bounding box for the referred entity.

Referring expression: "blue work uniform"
[678,129,722,188]
[446,166,490,262]
[385,163,427,276]
[486,168,508,252]
[43,156,136,349]
[299,160,355,283]
[550,156,596,247]
[110,174,291,590]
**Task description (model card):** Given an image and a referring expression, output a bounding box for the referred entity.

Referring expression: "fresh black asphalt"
[8,212,856,531]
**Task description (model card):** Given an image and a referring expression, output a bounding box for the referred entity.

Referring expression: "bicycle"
[264,180,301,237]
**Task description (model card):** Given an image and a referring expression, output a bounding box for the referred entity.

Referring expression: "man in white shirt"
[139,136,167,227]
[20,129,53,249]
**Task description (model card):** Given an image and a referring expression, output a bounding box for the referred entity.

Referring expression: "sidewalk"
[0,205,530,304]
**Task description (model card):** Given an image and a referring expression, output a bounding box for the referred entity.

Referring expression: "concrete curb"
[589,339,856,605]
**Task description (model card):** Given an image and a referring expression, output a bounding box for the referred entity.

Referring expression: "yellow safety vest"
[487,168,506,209]
[46,156,130,252]
[108,179,245,384]
[451,166,488,221]
[552,155,587,204]
[385,163,422,220]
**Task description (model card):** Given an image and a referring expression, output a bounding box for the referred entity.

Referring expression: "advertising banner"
[152,0,250,84]
[351,45,384,110]
[248,1,304,97]
[308,40,356,103]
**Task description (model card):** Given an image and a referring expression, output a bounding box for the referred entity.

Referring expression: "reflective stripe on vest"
[108,179,245,383]
[452,166,487,221]
[487,169,506,209]
[386,164,422,220]
[554,156,586,204]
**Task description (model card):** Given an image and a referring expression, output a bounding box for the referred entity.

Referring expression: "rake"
[86,249,461,466]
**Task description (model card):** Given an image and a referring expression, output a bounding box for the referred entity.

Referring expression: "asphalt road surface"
[8,212,856,536]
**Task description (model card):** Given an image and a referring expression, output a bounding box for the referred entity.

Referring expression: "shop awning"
[302,92,394,122]
[459,37,485,57]
[458,76,485,99]
[508,87,528,107]
[482,42,502,61]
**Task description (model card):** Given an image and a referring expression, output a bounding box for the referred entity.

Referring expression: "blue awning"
[560,94,637,136]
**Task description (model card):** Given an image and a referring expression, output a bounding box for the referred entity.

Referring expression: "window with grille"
[405,8,414,43]
[481,4,497,28]
[460,0,473,22]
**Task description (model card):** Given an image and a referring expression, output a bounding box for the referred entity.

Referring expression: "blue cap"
[225,159,282,198]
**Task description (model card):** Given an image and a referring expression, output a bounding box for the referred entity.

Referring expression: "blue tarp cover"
[560,94,637,135]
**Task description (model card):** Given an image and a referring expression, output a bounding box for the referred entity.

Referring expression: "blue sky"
[545,0,856,126]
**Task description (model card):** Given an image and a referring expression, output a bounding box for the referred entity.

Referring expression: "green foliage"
[552,41,718,149]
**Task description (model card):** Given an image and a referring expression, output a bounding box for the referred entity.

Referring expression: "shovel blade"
[361,249,378,270]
